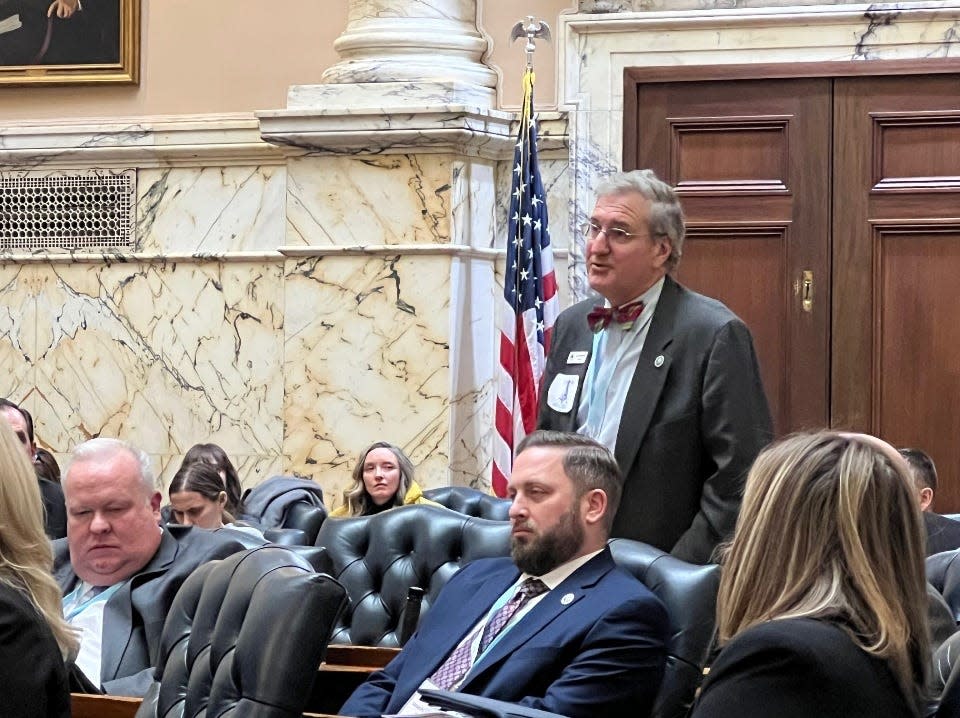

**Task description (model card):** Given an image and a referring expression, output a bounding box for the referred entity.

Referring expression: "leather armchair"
[135,546,347,718]
[928,549,960,623]
[424,486,512,521]
[938,652,960,718]
[314,504,511,646]
[608,538,721,718]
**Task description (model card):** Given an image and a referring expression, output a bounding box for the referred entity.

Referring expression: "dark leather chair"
[424,486,512,521]
[939,647,960,718]
[928,549,960,623]
[314,504,511,646]
[135,546,347,718]
[283,501,327,543]
[608,538,721,718]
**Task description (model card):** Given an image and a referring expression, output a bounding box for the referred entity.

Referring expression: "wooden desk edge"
[323,644,400,670]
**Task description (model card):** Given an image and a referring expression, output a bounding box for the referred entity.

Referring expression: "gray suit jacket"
[538,276,772,564]
[53,525,248,696]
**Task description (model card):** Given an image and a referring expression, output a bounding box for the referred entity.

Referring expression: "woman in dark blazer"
[691,431,930,718]
[0,420,77,717]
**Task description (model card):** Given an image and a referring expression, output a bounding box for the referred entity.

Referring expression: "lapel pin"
[561,593,575,605]
[654,354,665,368]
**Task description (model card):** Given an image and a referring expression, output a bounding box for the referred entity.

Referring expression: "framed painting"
[0,0,139,85]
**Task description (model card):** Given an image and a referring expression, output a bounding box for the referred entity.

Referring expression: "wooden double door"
[625,70,960,510]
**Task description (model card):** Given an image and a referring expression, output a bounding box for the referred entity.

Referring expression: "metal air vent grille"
[0,170,136,250]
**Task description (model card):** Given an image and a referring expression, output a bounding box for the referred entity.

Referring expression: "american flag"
[492,69,558,497]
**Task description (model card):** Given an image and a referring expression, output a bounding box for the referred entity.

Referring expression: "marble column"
[258,0,532,501]
[322,0,498,90]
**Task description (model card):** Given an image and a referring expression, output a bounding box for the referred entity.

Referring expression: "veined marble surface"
[0,114,280,170]
[1,259,285,492]
[560,1,960,300]
[579,0,910,10]
[137,165,285,253]
[283,252,456,503]
[286,155,454,247]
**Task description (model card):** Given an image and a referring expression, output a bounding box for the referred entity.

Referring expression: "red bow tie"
[587,301,645,333]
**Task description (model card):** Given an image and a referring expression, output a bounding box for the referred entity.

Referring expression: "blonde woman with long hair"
[0,419,76,717]
[330,442,440,518]
[691,431,929,718]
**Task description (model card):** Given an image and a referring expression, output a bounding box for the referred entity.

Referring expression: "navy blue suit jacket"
[340,549,669,718]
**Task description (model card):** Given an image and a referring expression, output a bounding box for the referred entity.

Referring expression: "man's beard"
[511,506,584,576]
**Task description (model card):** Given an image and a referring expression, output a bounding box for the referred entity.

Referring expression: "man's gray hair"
[65,437,157,494]
[594,169,686,270]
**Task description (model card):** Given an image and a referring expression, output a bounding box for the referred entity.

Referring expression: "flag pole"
[492,17,556,497]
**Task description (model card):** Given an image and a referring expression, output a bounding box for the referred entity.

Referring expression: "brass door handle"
[800,270,813,312]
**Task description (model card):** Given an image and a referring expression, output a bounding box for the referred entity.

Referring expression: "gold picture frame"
[0,0,139,85]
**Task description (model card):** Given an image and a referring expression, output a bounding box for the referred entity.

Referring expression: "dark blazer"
[924,512,960,557]
[53,525,248,696]
[538,277,772,563]
[340,549,669,718]
[0,582,70,717]
[39,478,67,540]
[691,618,917,718]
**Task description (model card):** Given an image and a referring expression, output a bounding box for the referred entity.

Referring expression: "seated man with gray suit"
[54,437,248,696]
[340,431,669,718]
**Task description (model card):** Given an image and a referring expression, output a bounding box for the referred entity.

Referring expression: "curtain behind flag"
[492,69,559,497]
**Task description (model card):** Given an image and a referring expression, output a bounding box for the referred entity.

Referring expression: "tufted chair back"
[608,538,721,718]
[928,548,960,623]
[423,486,513,521]
[136,546,346,718]
[314,504,512,646]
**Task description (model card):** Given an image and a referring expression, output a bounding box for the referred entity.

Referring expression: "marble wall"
[0,118,291,492]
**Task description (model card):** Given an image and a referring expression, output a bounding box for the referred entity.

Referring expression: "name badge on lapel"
[547,374,578,413]
[566,351,588,365]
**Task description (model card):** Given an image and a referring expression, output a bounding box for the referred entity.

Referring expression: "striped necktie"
[430,577,548,690]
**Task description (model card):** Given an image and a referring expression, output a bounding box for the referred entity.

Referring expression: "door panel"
[833,75,960,511]
[628,72,960,510]
[630,78,832,434]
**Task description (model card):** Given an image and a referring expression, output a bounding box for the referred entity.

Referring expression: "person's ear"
[217,491,228,509]
[655,236,673,266]
[581,489,608,526]
[919,486,934,512]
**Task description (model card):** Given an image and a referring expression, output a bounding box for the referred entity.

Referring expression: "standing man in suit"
[538,169,772,564]
[340,430,669,718]
[54,437,247,696]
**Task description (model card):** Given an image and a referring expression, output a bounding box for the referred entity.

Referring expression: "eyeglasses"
[581,220,647,244]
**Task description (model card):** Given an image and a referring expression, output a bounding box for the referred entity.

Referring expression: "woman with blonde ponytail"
[0,420,76,717]
[691,431,929,718]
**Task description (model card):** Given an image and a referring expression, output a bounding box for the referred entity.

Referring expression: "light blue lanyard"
[471,583,523,661]
[63,581,123,622]
[584,327,634,440]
